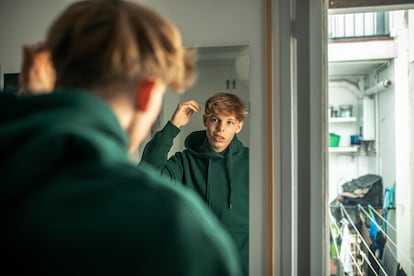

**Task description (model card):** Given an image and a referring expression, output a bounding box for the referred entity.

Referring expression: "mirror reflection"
[156,45,250,153]
[138,45,250,276]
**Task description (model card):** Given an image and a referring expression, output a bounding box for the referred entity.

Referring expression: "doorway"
[327,4,414,276]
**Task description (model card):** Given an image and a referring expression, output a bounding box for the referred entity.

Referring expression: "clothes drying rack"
[329,204,413,276]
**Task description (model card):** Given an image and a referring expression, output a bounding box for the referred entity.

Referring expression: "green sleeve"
[140,121,184,182]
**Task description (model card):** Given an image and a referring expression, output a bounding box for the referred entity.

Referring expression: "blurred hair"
[204,92,248,122]
[46,0,195,93]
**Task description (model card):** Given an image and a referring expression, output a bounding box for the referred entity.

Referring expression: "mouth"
[213,134,225,142]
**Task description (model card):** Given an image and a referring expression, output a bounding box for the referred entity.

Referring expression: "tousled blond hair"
[205,92,248,122]
[46,0,195,93]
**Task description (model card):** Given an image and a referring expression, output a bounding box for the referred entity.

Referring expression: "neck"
[110,100,135,130]
[90,87,135,130]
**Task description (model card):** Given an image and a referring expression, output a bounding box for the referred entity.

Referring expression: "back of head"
[46,0,195,93]
[205,92,248,122]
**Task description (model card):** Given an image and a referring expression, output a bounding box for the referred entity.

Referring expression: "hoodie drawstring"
[226,154,233,209]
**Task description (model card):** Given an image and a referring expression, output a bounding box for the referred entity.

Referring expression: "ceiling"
[329,0,414,10]
[328,59,391,79]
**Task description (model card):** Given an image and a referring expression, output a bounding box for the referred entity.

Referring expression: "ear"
[135,79,156,111]
[235,120,244,134]
[203,114,208,127]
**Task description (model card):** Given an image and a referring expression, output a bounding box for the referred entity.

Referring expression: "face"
[203,113,243,152]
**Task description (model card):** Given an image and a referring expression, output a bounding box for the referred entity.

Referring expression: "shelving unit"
[329,117,357,123]
[329,116,359,153]
[329,146,359,153]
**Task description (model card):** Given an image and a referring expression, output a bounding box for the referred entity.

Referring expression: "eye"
[210,118,218,123]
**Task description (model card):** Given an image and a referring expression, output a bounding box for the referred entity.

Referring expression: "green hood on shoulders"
[184,130,247,209]
[0,89,129,207]
[0,91,243,276]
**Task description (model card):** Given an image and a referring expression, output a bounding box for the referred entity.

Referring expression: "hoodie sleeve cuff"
[161,121,181,138]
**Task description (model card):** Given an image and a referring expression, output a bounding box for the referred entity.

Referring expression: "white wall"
[328,82,362,202]
[0,0,74,73]
[377,64,396,191]
[393,10,414,275]
[0,1,267,275]
[328,63,396,203]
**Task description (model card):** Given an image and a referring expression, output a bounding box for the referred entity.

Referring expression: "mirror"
[136,45,250,275]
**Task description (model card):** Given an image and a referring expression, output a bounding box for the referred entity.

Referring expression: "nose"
[216,121,224,131]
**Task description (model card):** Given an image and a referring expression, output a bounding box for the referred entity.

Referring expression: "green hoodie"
[141,121,249,276]
[0,89,241,276]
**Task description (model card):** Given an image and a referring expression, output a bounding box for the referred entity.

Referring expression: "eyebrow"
[212,117,236,121]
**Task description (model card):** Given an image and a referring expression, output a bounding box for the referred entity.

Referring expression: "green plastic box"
[329,133,340,147]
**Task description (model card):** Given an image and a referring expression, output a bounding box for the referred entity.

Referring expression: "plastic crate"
[330,133,340,147]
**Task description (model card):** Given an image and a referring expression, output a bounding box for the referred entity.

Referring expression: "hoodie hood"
[0,89,129,208]
[184,130,246,209]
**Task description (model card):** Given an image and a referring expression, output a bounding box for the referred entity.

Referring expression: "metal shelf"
[329,146,359,153]
[329,117,357,123]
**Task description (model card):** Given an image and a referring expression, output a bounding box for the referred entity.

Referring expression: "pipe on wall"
[364,79,392,96]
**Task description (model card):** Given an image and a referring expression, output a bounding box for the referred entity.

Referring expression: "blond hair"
[205,92,248,122]
[46,0,195,93]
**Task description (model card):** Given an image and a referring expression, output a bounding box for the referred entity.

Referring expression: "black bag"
[330,174,383,225]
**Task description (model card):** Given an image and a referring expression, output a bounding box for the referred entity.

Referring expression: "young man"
[0,1,241,275]
[141,92,249,275]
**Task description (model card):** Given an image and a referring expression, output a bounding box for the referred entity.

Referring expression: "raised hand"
[170,100,201,128]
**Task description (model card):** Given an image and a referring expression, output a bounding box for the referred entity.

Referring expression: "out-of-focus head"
[46,0,196,152]
[46,0,195,93]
